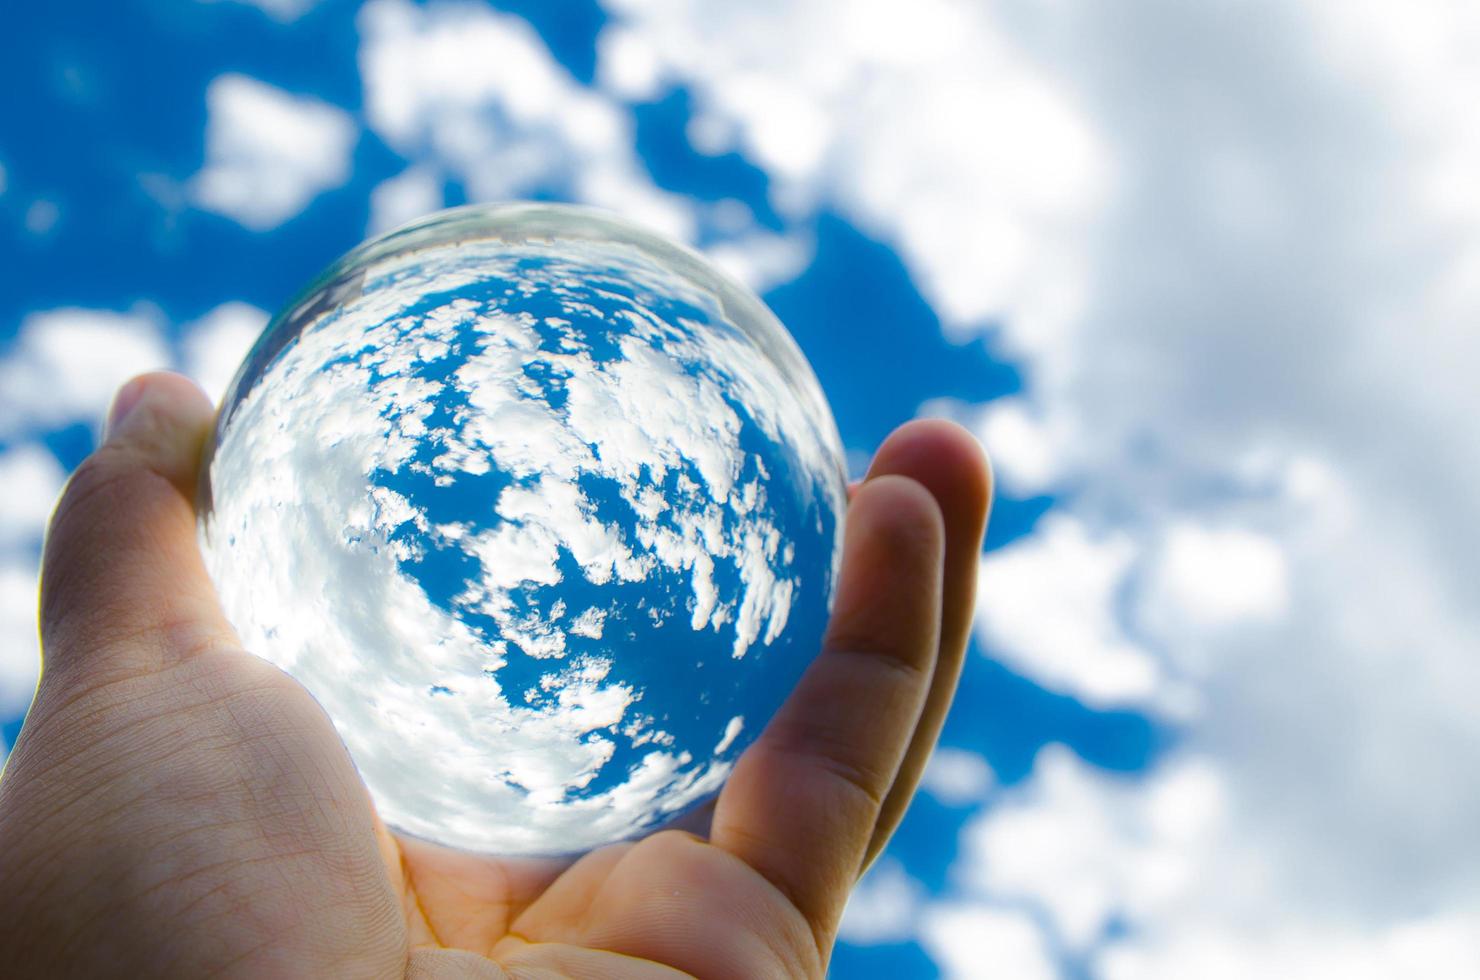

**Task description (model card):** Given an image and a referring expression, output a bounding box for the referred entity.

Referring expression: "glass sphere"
[198,203,846,856]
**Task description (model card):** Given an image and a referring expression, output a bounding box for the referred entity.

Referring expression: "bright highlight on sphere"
[198,203,847,856]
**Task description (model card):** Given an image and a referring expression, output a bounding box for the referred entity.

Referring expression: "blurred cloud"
[0,442,63,719]
[23,200,59,236]
[0,560,42,718]
[956,745,1225,952]
[190,73,357,230]
[839,859,925,945]
[919,902,1057,980]
[976,515,1165,709]
[0,0,1476,972]
[367,163,444,235]
[0,307,170,438]
[920,746,996,808]
[601,0,1106,347]
[358,0,696,244]
[212,0,319,21]
[181,301,268,405]
[1139,524,1289,634]
[0,445,63,718]
[0,446,65,552]
[607,0,1480,973]
[953,744,1480,978]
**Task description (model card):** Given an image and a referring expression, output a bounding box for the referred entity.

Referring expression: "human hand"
[0,372,991,978]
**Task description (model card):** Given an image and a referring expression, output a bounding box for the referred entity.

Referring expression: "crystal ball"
[197,203,847,856]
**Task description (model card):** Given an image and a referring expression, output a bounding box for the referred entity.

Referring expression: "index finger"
[709,473,945,955]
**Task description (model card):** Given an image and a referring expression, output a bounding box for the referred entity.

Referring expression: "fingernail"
[104,377,148,441]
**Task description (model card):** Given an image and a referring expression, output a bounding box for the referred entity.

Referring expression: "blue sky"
[3,0,1480,976]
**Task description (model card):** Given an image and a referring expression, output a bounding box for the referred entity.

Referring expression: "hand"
[0,372,991,978]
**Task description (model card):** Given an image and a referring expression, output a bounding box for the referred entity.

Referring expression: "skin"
[0,372,992,978]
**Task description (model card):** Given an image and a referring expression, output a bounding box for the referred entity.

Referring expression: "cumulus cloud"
[955,745,1225,952]
[0,445,65,551]
[702,227,813,295]
[0,306,170,438]
[0,560,42,717]
[976,514,1163,708]
[24,200,60,236]
[2,0,1473,971]
[190,73,357,230]
[947,745,1480,978]
[595,24,666,102]
[367,163,443,235]
[918,902,1057,980]
[1139,523,1289,634]
[357,0,695,244]
[839,859,925,945]
[599,0,1106,346]
[211,0,319,21]
[971,397,1072,498]
[920,746,996,808]
[0,444,65,719]
[608,0,1480,973]
[181,301,268,404]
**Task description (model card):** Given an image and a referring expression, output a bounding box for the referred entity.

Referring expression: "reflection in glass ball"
[198,203,847,856]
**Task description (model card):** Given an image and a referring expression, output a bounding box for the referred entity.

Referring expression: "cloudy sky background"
[3,0,1479,975]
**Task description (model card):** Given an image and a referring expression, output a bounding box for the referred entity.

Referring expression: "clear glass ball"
[198,203,847,856]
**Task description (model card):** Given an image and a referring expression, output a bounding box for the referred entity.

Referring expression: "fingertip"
[826,473,944,662]
[869,417,993,511]
[104,371,214,440]
[846,474,946,557]
[100,372,217,495]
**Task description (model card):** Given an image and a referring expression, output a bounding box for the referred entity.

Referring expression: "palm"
[393,828,810,977]
[0,374,990,978]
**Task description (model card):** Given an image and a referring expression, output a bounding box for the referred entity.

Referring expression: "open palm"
[0,373,990,978]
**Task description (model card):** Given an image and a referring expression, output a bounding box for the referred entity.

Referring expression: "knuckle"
[765,716,892,811]
[51,448,141,532]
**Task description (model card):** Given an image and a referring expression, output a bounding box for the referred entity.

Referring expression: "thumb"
[39,372,239,686]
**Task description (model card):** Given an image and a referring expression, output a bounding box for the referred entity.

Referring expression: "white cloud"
[918,902,1057,980]
[0,306,171,438]
[24,199,59,236]
[920,746,995,808]
[190,73,357,230]
[839,859,924,946]
[2,0,1472,972]
[595,25,665,102]
[1140,524,1289,632]
[702,228,812,294]
[367,163,443,235]
[957,745,1480,979]
[0,444,61,721]
[181,301,267,405]
[0,560,42,717]
[357,0,696,244]
[976,514,1162,708]
[213,0,319,21]
[973,397,1071,498]
[599,0,1106,345]
[957,745,1224,952]
[0,445,65,551]
[1097,910,1480,980]
[606,1,1480,974]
